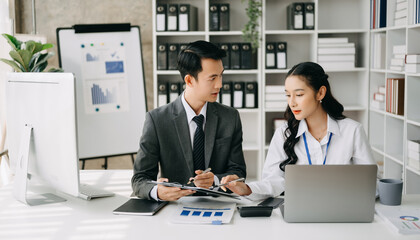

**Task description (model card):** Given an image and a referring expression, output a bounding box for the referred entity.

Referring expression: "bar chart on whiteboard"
[57,25,146,158]
[80,40,130,114]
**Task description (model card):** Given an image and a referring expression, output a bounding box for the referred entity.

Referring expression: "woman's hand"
[220,175,252,196]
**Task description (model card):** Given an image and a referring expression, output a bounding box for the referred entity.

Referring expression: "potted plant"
[242,0,262,52]
[0,33,61,72]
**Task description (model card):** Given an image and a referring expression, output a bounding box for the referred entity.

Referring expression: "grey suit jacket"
[131,96,246,200]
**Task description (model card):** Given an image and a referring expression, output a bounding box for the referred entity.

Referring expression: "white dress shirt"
[247,114,375,201]
[150,92,219,200]
[181,91,207,149]
[180,92,219,186]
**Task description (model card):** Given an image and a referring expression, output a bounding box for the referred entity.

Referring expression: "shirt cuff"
[150,185,160,201]
[211,175,220,190]
[214,175,220,186]
[246,182,271,202]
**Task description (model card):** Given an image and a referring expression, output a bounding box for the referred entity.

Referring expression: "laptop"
[281,165,377,223]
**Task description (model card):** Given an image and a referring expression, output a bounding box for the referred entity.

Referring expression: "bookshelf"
[152,0,262,180]
[369,0,420,194]
[262,0,370,161]
[152,0,371,181]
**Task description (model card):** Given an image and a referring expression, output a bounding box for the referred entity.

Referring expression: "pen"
[213,177,246,192]
[187,167,212,184]
[215,178,245,188]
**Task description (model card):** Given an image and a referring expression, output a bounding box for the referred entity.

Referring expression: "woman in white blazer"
[221,62,375,201]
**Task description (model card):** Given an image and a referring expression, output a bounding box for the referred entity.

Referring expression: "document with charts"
[170,200,236,225]
[376,205,420,234]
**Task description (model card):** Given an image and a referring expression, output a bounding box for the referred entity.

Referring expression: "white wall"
[0,0,13,186]
[0,0,12,138]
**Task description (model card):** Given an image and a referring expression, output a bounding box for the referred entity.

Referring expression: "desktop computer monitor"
[6,73,80,204]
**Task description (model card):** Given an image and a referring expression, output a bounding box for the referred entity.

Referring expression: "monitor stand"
[13,124,66,206]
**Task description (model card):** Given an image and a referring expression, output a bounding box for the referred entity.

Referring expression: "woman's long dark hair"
[279,62,346,171]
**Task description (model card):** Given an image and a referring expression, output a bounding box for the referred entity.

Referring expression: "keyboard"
[79,184,115,201]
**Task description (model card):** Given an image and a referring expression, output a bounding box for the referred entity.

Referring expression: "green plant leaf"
[28,52,41,70]
[33,61,48,72]
[31,52,54,72]
[0,58,24,72]
[2,34,57,72]
[25,41,36,54]
[33,42,44,54]
[42,43,53,50]
[30,52,45,71]
[241,0,262,52]
[47,67,64,72]
[9,49,32,71]
[19,50,32,71]
[9,50,27,71]
[2,33,22,50]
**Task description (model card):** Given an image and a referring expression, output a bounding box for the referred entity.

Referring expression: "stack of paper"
[405,54,420,73]
[371,85,386,110]
[408,140,420,170]
[317,38,355,69]
[389,45,406,72]
[265,85,287,110]
[394,0,408,26]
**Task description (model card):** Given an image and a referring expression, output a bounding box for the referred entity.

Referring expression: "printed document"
[171,200,236,225]
[376,205,420,234]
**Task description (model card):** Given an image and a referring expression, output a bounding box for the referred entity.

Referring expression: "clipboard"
[149,181,241,199]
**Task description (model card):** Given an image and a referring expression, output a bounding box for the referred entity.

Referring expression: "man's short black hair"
[177,40,226,81]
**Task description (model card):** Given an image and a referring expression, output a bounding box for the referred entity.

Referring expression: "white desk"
[0,170,419,240]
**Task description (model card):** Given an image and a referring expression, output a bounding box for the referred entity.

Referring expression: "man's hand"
[156,178,195,201]
[220,175,251,196]
[192,170,214,189]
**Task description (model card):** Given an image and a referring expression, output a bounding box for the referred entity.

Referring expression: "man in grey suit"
[132,40,246,201]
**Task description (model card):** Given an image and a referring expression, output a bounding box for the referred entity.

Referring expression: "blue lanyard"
[303,132,332,165]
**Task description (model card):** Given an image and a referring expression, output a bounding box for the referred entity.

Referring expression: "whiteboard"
[57,25,146,159]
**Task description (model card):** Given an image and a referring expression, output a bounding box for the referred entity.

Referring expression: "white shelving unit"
[152,0,373,181]
[152,0,262,180]
[369,0,420,194]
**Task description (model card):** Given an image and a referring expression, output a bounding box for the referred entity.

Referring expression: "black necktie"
[192,114,205,171]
